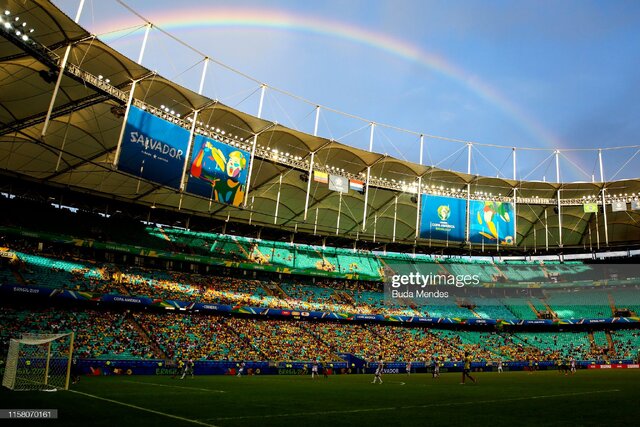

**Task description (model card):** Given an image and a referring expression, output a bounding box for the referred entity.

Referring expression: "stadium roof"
[1,0,640,252]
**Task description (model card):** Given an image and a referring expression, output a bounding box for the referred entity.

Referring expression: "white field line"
[68,389,220,427]
[122,379,225,393]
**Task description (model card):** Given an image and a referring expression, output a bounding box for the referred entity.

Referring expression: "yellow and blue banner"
[186,135,250,207]
[469,200,515,245]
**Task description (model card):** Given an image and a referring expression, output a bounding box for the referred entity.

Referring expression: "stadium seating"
[610,287,640,314]
[611,329,640,358]
[501,301,538,320]
[0,307,154,359]
[545,290,612,319]
[510,332,593,359]
[472,298,519,319]
[133,312,261,361]
[3,240,639,324]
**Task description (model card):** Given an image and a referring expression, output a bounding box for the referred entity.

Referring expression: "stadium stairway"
[233,239,251,260]
[227,321,268,360]
[460,302,482,319]
[128,313,167,359]
[264,282,289,299]
[588,331,596,350]
[608,293,617,316]
[606,331,615,353]
[541,301,557,318]
[11,269,26,286]
[528,301,540,318]
[261,282,291,299]
[334,290,354,305]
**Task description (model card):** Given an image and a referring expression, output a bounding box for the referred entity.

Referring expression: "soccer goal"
[2,332,75,391]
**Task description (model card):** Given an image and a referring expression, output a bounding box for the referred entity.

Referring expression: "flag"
[328,174,349,193]
[313,171,328,184]
[349,179,365,191]
[583,203,598,213]
[631,200,640,211]
[611,201,627,212]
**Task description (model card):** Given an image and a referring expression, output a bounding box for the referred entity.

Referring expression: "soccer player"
[372,358,384,384]
[180,358,189,380]
[323,363,329,379]
[174,358,184,379]
[311,360,319,379]
[497,359,503,374]
[431,356,440,378]
[406,361,412,375]
[181,358,194,379]
[188,358,195,379]
[570,357,576,375]
[71,357,80,384]
[237,361,245,377]
[461,352,476,384]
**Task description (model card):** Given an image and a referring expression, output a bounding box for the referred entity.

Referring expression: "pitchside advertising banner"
[117,106,190,189]
[186,135,251,207]
[419,195,515,245]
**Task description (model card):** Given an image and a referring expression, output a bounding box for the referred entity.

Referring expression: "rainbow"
[95,7,566,154]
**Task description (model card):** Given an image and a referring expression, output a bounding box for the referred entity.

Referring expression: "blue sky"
[54,0,640,182]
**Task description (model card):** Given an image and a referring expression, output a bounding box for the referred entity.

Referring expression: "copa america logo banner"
[468,200,515,245]
[117,106,190,189]
[611,201,627,212]
[186,134,251,207]
[419,195,466,241]
[328,174,349,193]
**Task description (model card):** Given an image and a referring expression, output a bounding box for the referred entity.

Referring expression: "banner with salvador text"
[186,135,251,207]
[116,106,190,189]
[419,195,466,242]
[468,200,515,245]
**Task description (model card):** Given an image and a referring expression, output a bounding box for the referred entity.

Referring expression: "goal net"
[2,332,75,391]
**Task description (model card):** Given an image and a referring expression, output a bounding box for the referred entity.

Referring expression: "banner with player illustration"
[419,195,466,241]
[468,200,515,245]
[186,135,251,207]
[116,106,190,190]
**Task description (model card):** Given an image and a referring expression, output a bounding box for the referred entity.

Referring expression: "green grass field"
[1,370,638,427]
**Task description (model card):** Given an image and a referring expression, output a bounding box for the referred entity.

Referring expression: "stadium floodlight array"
[2,332,75,391]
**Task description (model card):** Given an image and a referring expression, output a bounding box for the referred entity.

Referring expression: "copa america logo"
[437,205,451,221]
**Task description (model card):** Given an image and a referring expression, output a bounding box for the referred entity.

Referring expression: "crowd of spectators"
[133,312,259,361]
[1,306,637,363]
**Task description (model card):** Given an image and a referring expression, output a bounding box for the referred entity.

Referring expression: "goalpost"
[2,332,75,391]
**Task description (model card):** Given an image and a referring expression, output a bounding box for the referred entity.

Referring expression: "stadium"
[1,1,639,426]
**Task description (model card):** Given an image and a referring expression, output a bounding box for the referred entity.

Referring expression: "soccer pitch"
[1,370,637,426]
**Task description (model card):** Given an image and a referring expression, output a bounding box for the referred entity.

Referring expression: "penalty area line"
[68,389,219,427]
[203,389,620,421]
[122,379,225,393]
